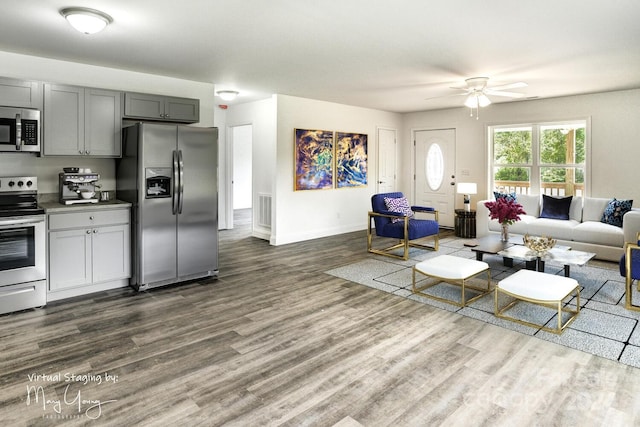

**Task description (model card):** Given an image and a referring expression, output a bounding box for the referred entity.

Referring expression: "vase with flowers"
[484,198,527,242]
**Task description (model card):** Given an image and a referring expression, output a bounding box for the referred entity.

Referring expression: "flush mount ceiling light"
[216,90,239,101]
[60,7,113,34]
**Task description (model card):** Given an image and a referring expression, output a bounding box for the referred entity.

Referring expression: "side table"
[455,209,476,238]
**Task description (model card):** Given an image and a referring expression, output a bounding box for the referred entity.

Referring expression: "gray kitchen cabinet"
[48,207,130,297]
[124,92,199,123]
[43,83,122,157]
[0,77,42,109]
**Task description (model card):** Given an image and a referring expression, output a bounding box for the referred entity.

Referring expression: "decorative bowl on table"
[523,234,556,254]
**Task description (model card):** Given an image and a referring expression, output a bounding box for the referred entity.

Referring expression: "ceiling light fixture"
[464,92,491,119]
[61,7,113,34]
[216,90,239,101]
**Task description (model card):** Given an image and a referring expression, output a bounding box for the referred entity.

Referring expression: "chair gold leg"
[626,277,640,311]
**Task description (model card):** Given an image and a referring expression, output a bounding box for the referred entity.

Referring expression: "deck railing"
[494,181,584,197]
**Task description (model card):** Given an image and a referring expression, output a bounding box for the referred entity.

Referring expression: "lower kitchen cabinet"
[47,206,131,301]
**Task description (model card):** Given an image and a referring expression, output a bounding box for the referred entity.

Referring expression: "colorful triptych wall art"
[294,129,368,191]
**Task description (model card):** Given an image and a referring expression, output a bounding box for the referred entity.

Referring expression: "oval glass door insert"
[425,143,444,191]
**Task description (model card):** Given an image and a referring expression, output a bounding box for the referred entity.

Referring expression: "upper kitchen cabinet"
[43,84,122,157]
[123,92,199,123]
[0,77,43,109]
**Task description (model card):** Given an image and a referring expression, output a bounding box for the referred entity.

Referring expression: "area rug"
[325,235,640,369]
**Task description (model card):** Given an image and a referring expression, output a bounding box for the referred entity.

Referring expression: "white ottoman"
[412,255,491,307]
[495,269,580,334]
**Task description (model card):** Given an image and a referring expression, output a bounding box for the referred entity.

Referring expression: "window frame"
[488,118,590,198]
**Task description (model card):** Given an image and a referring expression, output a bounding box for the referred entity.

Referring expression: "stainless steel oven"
[0,107,41,154]
[0,177,46,315]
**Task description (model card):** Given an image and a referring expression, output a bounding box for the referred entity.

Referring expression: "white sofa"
[477,195,640,261]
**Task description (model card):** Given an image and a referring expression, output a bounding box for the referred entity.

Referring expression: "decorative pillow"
[384,197,414,223]
[540,195,573,220]
[601,198,633,227]
[494,191,517,202]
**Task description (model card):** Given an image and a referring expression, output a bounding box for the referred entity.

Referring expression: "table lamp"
[457,182,477,212]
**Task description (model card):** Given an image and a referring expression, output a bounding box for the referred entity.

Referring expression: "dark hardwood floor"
[1,210,639,426]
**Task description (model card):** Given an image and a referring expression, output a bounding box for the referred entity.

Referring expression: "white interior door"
[377,128,397,192]
[414,129,456,228]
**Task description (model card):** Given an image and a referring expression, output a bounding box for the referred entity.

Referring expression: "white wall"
[232,125,253,209]
[0,51,216,196]
[403,88,640,208]
[224,96,277,239]
[273,95,402,245]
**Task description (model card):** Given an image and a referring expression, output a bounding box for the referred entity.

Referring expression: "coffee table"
[497,245,595,277]
[469,234,524,267]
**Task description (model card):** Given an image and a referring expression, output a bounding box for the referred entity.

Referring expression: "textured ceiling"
[1,0,639,112]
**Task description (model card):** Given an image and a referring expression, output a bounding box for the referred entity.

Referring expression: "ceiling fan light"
[61,7,113,34]
[217,90,239,101]
[478,94,492,107]
[464,94,479,109]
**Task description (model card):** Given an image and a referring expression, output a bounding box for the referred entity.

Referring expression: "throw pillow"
[384,196,414,223]
[493,191,517,202]
[601,198,633,227]
[540,195,573,220]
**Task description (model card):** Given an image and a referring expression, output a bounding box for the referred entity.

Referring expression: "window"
[490,120,587,197]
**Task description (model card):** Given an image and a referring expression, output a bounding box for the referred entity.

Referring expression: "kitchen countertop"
[39,199,132,213]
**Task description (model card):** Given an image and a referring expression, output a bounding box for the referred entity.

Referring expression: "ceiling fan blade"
[484,89,526,98]
[487,82,528,91]
[424,93,467,101]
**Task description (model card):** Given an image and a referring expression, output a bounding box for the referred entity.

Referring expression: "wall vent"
[258,193,272,228]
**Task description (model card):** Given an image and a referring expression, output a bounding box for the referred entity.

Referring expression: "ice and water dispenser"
[145,168,171,199]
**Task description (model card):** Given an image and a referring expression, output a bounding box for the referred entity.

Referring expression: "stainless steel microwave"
[0,107,40,154]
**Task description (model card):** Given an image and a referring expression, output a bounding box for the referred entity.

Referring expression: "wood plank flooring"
[1,212,640,426]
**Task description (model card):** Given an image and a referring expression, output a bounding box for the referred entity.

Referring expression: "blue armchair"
[620,232,640,311]
[367,192,439,260]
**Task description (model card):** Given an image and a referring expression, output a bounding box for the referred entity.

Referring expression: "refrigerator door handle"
[172,150,179,215]
[178,150,185,214]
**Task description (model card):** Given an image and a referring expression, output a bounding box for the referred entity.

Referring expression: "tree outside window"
[490,121,587,196]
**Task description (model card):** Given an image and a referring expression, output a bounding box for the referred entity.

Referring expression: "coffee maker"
[59,172,101,205]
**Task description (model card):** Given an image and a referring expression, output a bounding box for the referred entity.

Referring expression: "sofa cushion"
[488,214,536,234]
[569,196,583,222]
[494,191,517,202]
[540,195,572,220]
[517,194,540,217]
[573,221,625,247]
[528,218,579,241]
[601,198,633,227]
[583,197,611,222]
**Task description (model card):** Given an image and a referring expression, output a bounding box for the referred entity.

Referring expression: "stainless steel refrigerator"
[116,122,218,291]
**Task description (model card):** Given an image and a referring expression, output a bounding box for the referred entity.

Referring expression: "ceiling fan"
[428,77,528,118]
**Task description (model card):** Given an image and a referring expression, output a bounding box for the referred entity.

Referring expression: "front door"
[414,129,456,228]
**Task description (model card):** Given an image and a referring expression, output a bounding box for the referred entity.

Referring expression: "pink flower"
[484,198,526,225]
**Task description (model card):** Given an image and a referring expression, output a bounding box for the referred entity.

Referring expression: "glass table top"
[498,245,596,266]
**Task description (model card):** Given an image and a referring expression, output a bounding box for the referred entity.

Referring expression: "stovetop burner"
[0,176,44,217]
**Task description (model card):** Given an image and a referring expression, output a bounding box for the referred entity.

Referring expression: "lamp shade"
[457,182,477,195]
[477,94,492,107]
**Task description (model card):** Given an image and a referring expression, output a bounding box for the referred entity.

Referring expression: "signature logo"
[25,371,119,420]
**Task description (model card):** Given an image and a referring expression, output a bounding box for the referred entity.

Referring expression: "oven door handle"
[0,217,44,228]
[0,286,37,297]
